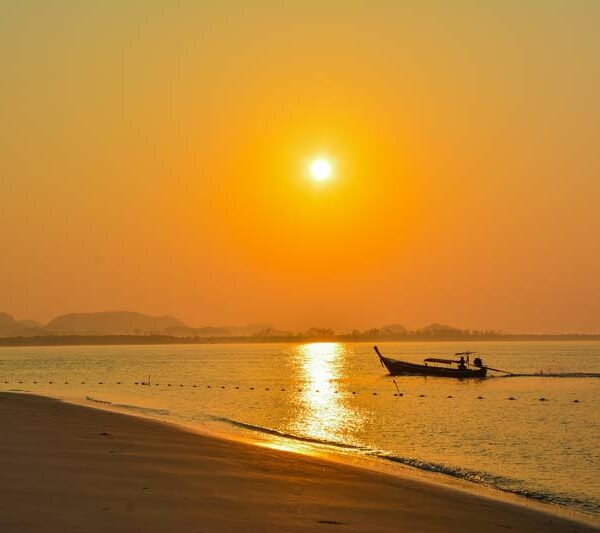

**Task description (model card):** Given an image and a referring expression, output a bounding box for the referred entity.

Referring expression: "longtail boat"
[373,346,488,378]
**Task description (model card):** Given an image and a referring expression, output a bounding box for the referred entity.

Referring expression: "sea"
[1,341,599,519]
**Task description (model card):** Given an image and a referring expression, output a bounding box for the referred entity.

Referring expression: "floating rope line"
[0,380,583,403]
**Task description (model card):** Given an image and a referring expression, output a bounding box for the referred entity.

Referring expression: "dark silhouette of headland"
[0,311,598,346]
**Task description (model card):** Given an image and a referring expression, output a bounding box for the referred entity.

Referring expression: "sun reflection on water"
[293,342,362,444]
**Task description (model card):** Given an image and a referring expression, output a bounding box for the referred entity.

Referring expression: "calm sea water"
[0,341,599,518]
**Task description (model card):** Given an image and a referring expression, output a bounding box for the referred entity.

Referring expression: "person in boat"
[458,356,467,370]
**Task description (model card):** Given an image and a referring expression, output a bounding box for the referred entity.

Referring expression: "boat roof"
[455,351,477,356]
[423,357,461,365]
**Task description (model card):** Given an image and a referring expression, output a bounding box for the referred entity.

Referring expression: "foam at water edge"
[213,415,600,518]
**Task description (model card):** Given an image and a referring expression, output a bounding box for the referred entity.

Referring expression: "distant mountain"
[42,312,276,337]
[46,311,187,335]
[163,323,275,338]
[417,323,461,335]
[0,310,503,340]
[227,323,274,336]
[163,325,233,337]
[255,327,295,337]
[0,313,43,337]
[380,323,407,335]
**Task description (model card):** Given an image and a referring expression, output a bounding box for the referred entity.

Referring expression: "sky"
[1,1,599,333]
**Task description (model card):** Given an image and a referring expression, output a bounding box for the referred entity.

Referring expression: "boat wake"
[213,415,599,517]
[495,372,600,378]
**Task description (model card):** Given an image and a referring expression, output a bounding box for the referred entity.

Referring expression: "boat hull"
[381,357,487,378]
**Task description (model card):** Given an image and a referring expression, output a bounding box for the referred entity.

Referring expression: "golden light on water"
[293,342,360,444]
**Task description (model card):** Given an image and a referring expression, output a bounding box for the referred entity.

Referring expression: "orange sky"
[1,2,599,333]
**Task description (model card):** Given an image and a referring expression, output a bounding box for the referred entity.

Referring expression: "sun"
[309,158,333,182]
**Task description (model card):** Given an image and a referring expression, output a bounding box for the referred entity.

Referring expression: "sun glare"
[309,158,333,182]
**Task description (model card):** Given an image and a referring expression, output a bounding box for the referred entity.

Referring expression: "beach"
[0,392,595,533]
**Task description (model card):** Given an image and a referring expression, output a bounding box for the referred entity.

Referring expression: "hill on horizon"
[0,312,43,337]
[0,310,276,338]
[46,311,187,336]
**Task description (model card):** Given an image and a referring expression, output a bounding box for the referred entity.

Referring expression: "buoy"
[33,381,37,384]
[419,394,426,398]
[81,382,85,384]
[180,384,184,387]
[373,392,378,395]
[63,381,68,384]
[573,399,580,403]
[352,391,356,394]
[281,388,285,392]
[539,397,548,401]
[447,395,453,398]
[265,387,270,391]
[117,382,121,384]
[207,385,211,388]
[168,384,172,387]
[193,385,197,388]
[98,382,103,385]
[250,387,254,390]
[221,386,225,389]
[477,396,484,399]
[235,386,239,389]
[508,397,516,400]
[48,381,53,384]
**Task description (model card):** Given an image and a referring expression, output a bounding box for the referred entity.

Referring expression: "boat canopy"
[423,357,461,365]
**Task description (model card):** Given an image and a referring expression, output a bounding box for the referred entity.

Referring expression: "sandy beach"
[0,392,595,532]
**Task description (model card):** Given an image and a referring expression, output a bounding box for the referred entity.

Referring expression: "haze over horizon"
[1,2,599,334]
[1,309,599,337]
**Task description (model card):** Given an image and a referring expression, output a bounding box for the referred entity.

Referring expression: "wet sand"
[0,392,596,532]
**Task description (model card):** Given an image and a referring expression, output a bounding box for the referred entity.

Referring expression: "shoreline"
[0,392,597,532]
[2,336,600,347]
